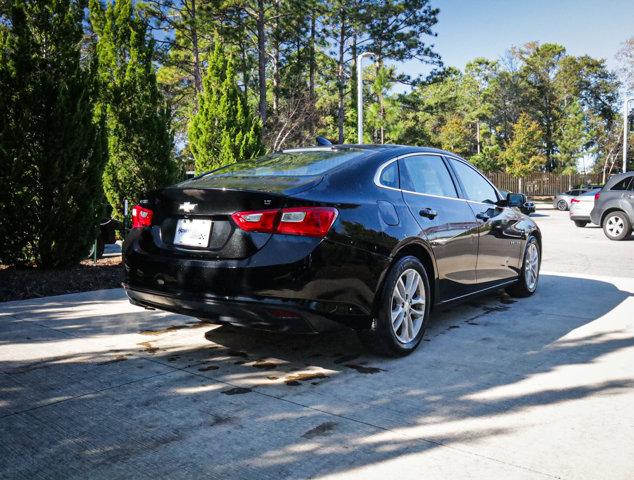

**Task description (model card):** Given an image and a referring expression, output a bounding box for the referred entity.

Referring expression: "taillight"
[131,205,153,228]
[277,207,338,237]
[570,198,580,204]
[231,207,338,238]
[594,192,601,201]
[231,209,279,233]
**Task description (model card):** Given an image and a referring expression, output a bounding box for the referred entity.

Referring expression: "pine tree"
[501,113,545,177]
[555,98,586,173]
[0,0,107,268]
[188,43,263,174]
[90,0,176,219]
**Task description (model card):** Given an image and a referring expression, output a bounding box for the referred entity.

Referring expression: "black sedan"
[123,145,541,356]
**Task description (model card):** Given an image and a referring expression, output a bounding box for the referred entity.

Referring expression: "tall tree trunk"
[237,13,249,92]
[190,0,202,95]
[476,121,481,154]
[256,0,267,127]
[272,0,280,114]
[308,9,316,136]
[350,33,357,127]
[336,10,346,144]
[377,58,384,144]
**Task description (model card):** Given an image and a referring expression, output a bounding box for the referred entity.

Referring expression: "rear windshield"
[205,150,366,178]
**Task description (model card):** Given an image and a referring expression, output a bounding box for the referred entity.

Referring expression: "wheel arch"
[378,241,438,311]
[529,227,542,254]
[601,207,626,225]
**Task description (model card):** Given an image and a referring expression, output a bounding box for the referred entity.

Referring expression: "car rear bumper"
[570,214,591,221]
[123,230,389,332]
[124,283,355,333]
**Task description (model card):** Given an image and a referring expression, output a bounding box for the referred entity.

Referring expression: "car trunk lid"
[141,175,322,260]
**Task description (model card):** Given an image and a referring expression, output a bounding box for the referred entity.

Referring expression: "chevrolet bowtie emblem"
[178,202,197,213]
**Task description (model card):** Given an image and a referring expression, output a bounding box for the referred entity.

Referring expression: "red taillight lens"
[570,198,580,204]
[276,207,338,237]
[131,205,153,228]
[231,209,280,233]
[594,192,601,201]
[231,207,338,238]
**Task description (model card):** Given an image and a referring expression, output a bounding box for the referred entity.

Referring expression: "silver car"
[553,188,593,211]
[569,189,600,227]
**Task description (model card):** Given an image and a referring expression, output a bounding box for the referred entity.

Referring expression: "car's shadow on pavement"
[1,274,633,479]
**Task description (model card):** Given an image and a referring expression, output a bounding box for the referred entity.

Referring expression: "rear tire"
[602,211,632,241]
[358,256,431,357]
[573,220,588,228]
[557,200,568,211]
[507,236,540,298]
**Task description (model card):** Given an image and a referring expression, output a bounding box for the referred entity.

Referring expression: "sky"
[397,0,634,84]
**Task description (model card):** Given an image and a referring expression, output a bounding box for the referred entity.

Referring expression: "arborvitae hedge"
[0,0,107,268]
[90,0,176,219]
[189,43,263,174]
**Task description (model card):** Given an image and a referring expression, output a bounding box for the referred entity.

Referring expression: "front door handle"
[476,212,490,221]
[419,207,438,219]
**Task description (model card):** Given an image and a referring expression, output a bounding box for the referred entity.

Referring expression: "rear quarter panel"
[286,151,437,305]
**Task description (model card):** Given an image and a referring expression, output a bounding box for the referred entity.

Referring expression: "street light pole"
[357,52,375,144]
[623,97,634,173]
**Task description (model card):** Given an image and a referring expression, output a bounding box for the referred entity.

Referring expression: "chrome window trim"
[374,152,503,203]
[373,152,467,202]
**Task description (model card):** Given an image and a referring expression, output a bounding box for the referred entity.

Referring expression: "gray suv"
[590,172,634,240]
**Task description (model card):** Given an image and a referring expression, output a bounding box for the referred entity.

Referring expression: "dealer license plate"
[173,219,212,247]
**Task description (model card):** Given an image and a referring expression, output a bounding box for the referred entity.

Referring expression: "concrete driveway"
[1,207,633,479]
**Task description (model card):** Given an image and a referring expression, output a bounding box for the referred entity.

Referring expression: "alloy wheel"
[524,242,540,292]
[557,200,567,211]
[391,269,426,343]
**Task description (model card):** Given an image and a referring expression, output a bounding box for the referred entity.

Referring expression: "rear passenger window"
[611,177,633,191]
[399,155,457,198]
[379,161,399,189]
[449,159,498,204]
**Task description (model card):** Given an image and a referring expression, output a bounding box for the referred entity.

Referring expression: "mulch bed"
[0,256,124,302]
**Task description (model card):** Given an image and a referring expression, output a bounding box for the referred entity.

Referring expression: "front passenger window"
[449,159,498,204]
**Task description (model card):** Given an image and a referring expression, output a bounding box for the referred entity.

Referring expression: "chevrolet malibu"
[123,145,541,356]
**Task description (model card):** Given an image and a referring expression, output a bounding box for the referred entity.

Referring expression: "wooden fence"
[485,172,604,196]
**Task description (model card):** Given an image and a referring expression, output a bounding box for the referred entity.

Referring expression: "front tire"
[574,220,588,228]
[507,236,540,298]
[602,211,631,241]
[557,200,568,211]
[358,256,431,357]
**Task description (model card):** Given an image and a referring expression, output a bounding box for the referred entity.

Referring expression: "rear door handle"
[419,207,438,219]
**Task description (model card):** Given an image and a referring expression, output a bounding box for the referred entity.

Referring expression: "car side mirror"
[506,193,524,208]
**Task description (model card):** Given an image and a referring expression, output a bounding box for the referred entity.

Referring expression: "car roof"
[283,144,466,161]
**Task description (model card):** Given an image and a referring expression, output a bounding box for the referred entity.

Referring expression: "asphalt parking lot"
[1,206,633,480]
